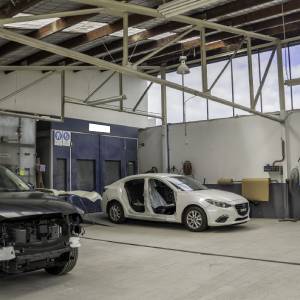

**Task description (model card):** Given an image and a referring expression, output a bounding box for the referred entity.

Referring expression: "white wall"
[138,112,300,184]
[0,70,150,128]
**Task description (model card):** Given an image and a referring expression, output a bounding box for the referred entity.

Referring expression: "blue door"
[71,133,101,192]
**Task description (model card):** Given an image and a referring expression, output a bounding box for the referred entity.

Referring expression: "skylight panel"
[4,13,60,30]
[179,36,199,43]
[111,27,146,37]
[63,21,108,33]
[149,32,176,40]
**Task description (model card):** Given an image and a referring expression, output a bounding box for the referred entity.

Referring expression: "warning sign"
[54,130,71,147]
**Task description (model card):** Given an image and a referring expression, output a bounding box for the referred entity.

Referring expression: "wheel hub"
[186,210,202,229]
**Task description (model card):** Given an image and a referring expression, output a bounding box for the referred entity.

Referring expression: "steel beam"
[208,40,243,92]
[277,44,286,114]
[0,71,55,104]
[0,8,107,25]
[123,13,129,66]
[0,28,282,123]
[133,27,195,67]
[247,38,255,109]
[161,66,168,173]
[69,0,278,42]
[253,48,276,108]
[84,71,116,103]
[65,98,162,119]
[133,82,154,111]
[285,78,300,86]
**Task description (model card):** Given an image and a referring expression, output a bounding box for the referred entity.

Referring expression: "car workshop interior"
[1,0,300,299]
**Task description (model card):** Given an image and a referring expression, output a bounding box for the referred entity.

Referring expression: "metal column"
[161,67,168,173]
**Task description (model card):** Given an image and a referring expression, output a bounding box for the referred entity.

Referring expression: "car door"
[123,178,151,220]
[145,178,177,222]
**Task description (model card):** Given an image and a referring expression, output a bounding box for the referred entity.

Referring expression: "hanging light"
[176,56,190,75]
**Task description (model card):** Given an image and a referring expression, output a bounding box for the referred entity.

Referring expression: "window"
[104,160,121,186]
[56,159,67,191]
[167,176,207,192]
[125,179,145,213]
[127,161,136,176]
[77,160,96,191]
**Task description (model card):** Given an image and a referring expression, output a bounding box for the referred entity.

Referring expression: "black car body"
[0,166,83,275]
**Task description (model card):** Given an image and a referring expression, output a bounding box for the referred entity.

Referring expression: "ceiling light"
[176,56,190,75]
[158,0,219,18]
[63,21,107,33]
[4,13,59,29]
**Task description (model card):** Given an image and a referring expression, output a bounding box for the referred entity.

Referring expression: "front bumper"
[0,237,81,273]
[206,202,250,227]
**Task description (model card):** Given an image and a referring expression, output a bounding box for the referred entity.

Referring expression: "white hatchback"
[102,174,250,231]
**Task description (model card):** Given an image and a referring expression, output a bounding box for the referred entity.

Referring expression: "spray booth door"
[71,133,100,192]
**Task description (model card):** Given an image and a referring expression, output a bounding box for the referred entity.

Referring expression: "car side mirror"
[27,183,35,190]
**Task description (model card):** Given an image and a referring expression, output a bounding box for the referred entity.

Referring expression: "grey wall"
[139,112,300,183]
[138,112,300,219]
[0,70,151,128]
[0,116,36,184]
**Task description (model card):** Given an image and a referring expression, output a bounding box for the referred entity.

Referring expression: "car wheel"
[108,201,125,224]
[183,206,208,232]
[45,248,78,275]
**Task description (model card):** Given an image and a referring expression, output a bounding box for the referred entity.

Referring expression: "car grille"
[235,203,249,216]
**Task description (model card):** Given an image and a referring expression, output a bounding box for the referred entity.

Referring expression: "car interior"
[124,179,145,213]
[148,179,176,215]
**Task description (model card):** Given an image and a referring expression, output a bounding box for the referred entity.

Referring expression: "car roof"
[119,173,184,181]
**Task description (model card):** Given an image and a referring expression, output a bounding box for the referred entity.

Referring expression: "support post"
[61,70,65,119]
[247,37,255,109]
[119,73,124,111]
[200,28,209,119]
[122,13,129,66]
[161,66,168,173]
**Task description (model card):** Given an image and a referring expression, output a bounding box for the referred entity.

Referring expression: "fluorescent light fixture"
[63,21,107,33]
[149,32,176,40]
[4,13,59,29]
[158,0,219,18]
[111,27,146,37]
[89,123,111,133]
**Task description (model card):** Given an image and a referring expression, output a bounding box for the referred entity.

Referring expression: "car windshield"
[0,166,30,192]
[167,176,208,192]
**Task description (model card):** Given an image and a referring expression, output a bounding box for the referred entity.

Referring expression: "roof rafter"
[63,1,300,67]
[8,0,277,66]
[0,5,97,58]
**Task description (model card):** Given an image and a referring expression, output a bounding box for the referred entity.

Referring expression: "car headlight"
[206,199,232,208]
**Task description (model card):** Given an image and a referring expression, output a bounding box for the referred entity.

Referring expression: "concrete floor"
[1,217,300,300]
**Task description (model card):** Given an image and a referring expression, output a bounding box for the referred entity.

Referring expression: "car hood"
[0,191,81,221]
[187,189,247,204]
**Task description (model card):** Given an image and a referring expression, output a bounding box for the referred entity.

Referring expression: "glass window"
[77,159,96,191]
[56,158,67,191]
[127,161,136,176]
[167,176,207,191]
[0,166,30,192]
[104,160,121,186]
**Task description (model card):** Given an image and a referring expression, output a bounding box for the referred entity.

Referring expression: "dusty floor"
[1,217,300,300]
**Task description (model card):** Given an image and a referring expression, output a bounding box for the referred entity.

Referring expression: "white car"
[102,174,250,232]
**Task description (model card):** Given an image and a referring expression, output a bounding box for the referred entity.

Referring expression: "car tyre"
[45,248,78,275]
[108,201,125,224]
[183,206,208,232]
